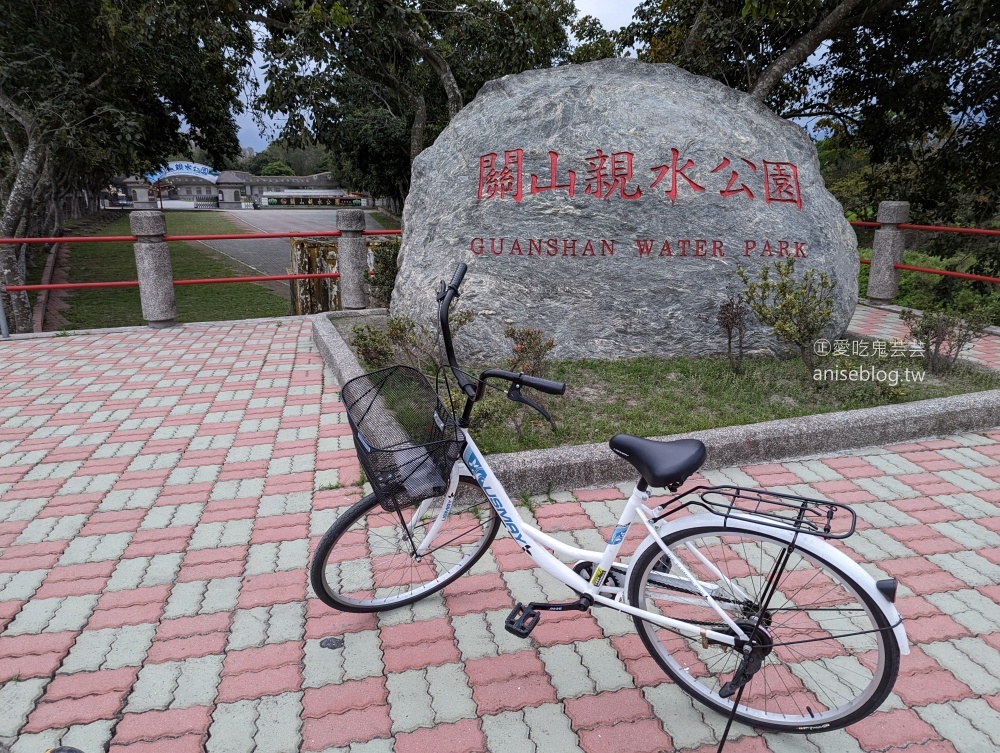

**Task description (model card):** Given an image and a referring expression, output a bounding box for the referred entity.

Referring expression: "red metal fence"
[0,230,402,292]
[848,220,1000,286]
[2,221,999,293]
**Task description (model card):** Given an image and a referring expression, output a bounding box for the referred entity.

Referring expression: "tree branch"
[750,0,866,101]
[396,26,463,117]
[683,0,713,56]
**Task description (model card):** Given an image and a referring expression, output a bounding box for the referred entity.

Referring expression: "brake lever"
[436,280,447,302]
[507,382,557,431]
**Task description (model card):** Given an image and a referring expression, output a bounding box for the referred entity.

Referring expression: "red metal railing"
[0,230,401,292]
[851,220,1000,285]
[5,222,999,293]
[849,220,1000,237]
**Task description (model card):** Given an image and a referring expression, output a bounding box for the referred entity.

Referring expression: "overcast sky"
[236,1,643,151]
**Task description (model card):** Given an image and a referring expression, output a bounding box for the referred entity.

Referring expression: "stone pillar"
[130,211,177,328]
[337,209,368,309]
[866,201,909,304]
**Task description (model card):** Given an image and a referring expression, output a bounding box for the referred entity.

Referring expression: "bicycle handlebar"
[448,263,468,290]
[437,263,566,404]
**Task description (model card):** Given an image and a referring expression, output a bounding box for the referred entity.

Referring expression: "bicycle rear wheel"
[310,476,500,612]
[627,521,900,732]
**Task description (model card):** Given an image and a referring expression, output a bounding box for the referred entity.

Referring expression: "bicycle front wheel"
[310,476,500,612]
[627,521,900,732]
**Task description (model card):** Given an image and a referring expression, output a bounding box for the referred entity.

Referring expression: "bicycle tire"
[310,476,500,612]
[627,520,900,732]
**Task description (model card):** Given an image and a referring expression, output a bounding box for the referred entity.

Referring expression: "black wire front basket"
[340,365,464,512]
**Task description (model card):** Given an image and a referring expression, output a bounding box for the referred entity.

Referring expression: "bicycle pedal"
[504,602,541,638]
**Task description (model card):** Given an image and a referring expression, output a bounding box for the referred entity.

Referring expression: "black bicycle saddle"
[609,434,707,490]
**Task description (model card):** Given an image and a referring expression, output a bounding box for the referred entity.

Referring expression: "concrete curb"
[311,312,1000,495]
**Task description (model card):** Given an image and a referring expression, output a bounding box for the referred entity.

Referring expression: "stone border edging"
[311,312,1000,495]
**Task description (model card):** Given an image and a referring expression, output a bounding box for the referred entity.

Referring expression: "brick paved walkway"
[0,308,999,752]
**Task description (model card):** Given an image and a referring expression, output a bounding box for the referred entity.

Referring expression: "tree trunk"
[749,0,866,101]
[399,27,463,118]
[0,137,44,333]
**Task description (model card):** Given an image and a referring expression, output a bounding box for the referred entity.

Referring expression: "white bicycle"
[311,263,909,740]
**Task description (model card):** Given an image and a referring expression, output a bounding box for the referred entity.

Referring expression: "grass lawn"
[370,211,401,230]
[463,352,1000,453]
[60,211,289,330]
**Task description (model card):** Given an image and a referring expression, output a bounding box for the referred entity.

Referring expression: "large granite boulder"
[391,58,857,363]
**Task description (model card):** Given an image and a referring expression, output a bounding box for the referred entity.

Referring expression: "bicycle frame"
[412,428,753,647]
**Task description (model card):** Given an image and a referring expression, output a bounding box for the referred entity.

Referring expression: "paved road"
[1,307,1000,752]
[195,209,388,277]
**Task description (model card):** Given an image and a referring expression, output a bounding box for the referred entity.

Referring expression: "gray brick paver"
[931,519,1000,549]
[208,699,259,753]
[0,570,46,602]
[927,589,1000,635]
[932,492,1000,519]
[4,594,97,636]
[348,739,393,753]
[852,501,919,528]
[0,498,45,524]
[57,532,133,565]
[922,639,1000,696]
[452,611,498,661]
[126,661,182,712]
[227,607,270,650]
[862,453,924,475]
[303,637,345,688]
[852,475,920,500]
[342,629,384,680]
[575,638,633,693]
[426,662,477,723]
[267,601,306,644]
[522,703,583,753]
[916,702,997,753]
[386,669,434,733]
[173,654,224,708]
[99,487,159,511]
[928,551,1000,588]
[481,709,535,753]
[937,468,1000,492]
[255,692,304,753]
[0,678,48,738]
[539,643,595,699]
[9,729,61,753]
[842,528,916,561]
[939,447,999,468]
[59,720,117,753]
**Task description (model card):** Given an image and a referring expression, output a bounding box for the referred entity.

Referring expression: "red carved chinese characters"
[530,151,577,198]
[763,161,802,210]
[476,147,803,209]
[649,148,705,205]
[710,157,757,200]
[584,150,642,200]
[478,150,524,202]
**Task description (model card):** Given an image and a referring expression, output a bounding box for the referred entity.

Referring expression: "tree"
[255,0,575,204]
[260,159,296,176]
[619,1,1000,228]
[0,0,255,332]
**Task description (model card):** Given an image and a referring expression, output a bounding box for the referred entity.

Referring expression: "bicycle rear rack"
[654,484,857,540]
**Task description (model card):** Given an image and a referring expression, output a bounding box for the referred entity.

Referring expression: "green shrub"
[738,258,836,374]
[368,240,400,307]
[350,324,393,369]
[716,287,751,375]
[899,308,988,374]
[350,310,472,375]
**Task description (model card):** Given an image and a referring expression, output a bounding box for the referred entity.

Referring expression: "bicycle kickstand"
[716,683,746,753]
